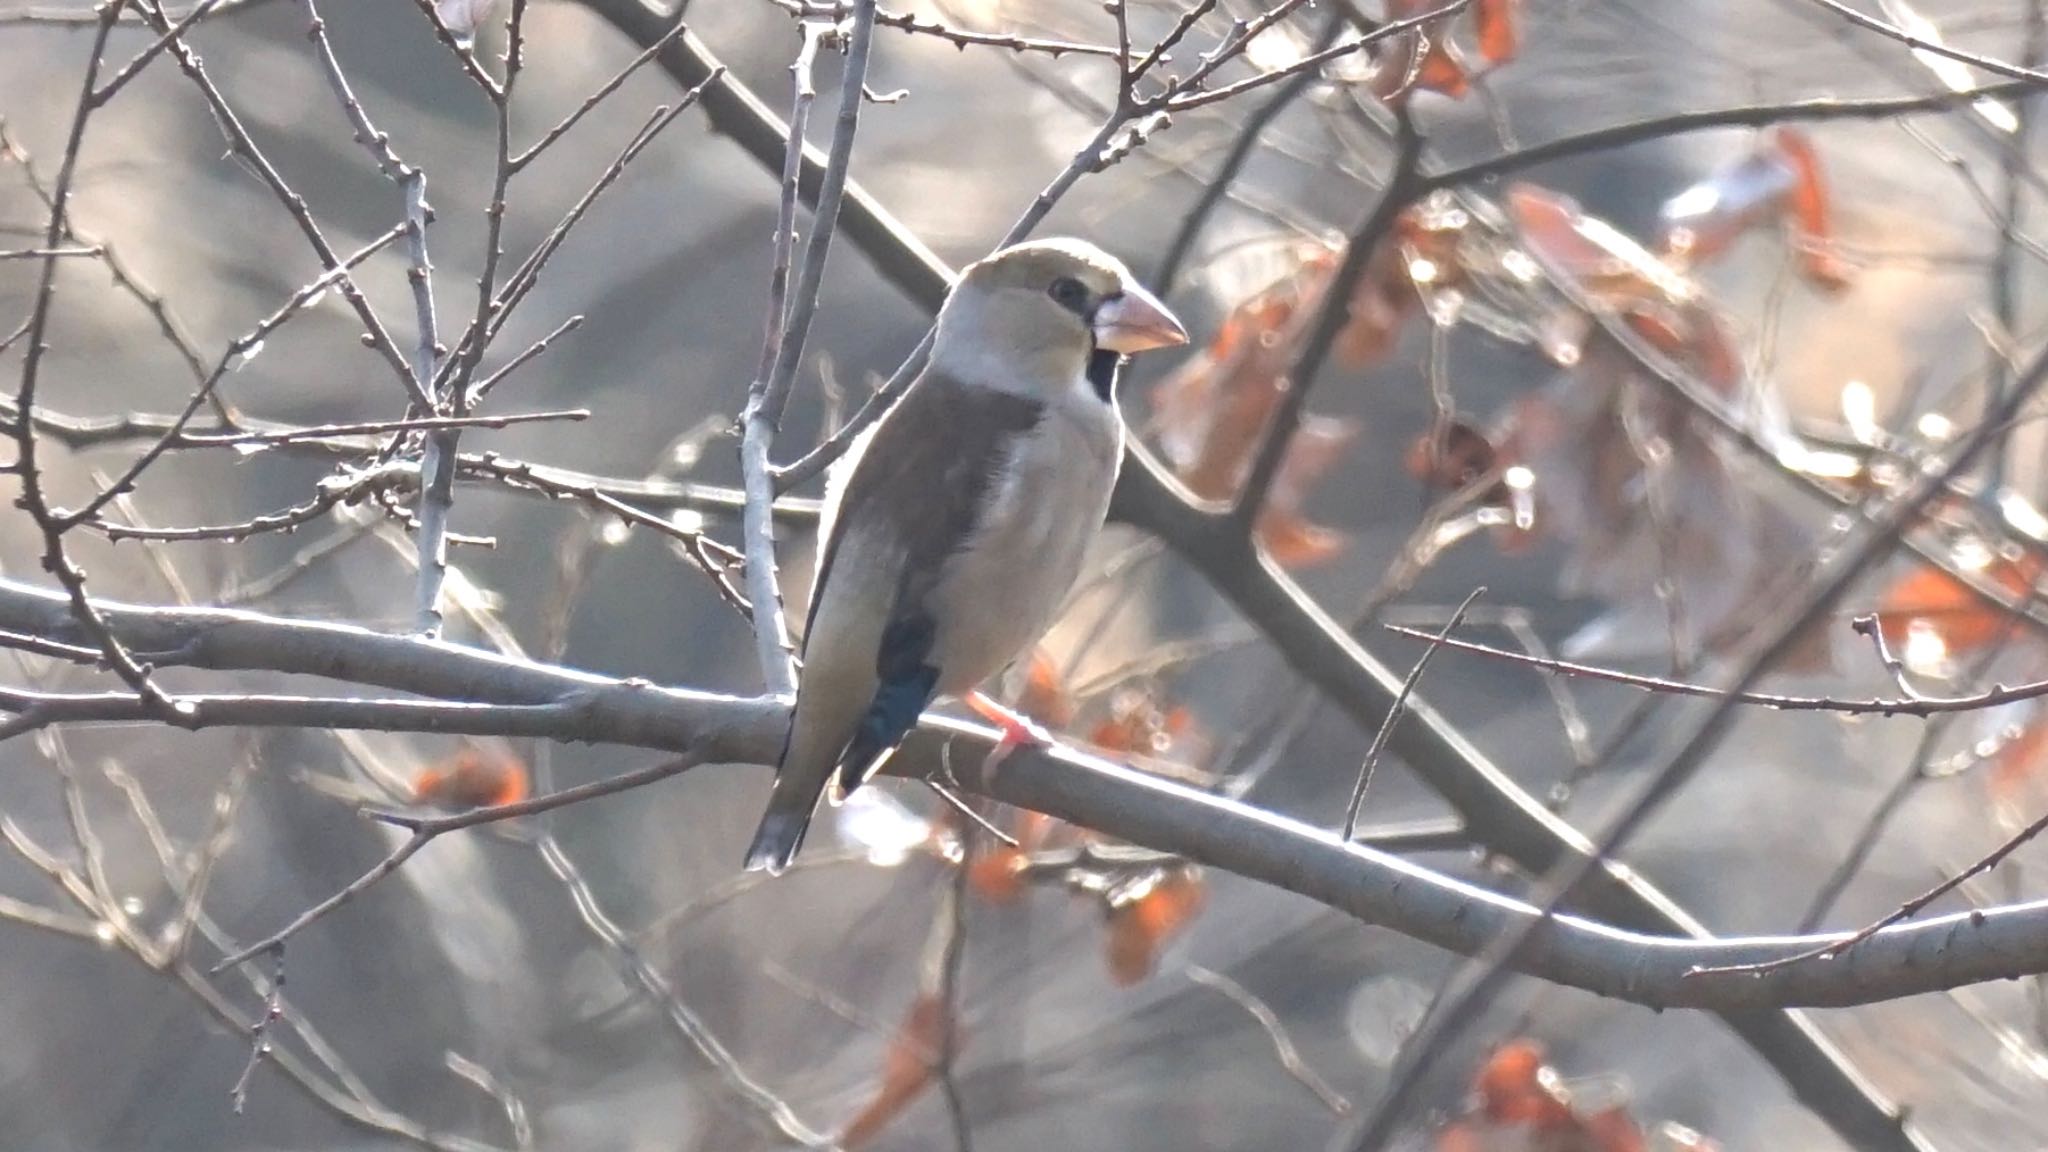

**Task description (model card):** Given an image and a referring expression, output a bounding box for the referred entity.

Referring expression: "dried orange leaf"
[966,844,1029,905]
[1443,1038,1711,1152]
[1257,510,1351,569]
[1620,302,1741,396]
[1015,647,1077,729]
[1432,1121,1489,1152]
[1474,0,1518,63]
[1414,32,1471,97]
[1875,556,2040,657]
[1659,152,1797,267]
[1088,687,1208,760]
[841,995,956,1149]
[1583,1105,1651,1152]
[410,743,530,810]
[1508,183,1696,308]
[1104,868,1207,986]
[1658,129,1849,291]
[1254,414,1358,568]
[1337,234,1426,369]
[1372,2,1473,100]
[1473,1039,1574,1128]
[1991,708,2048,802]
[1771,127,1852,291]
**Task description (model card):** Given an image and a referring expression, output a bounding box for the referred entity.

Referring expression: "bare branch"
[10,0,186,715]
[1339,330,2048,1152]
[1234,108,1422,526]
[772,0,1122,59]
[507,10,691,171]
[1809,0,2048,85]
[2,573,2048,1016]
[1344,587,1482,840]
[1186,965,1351,1115]
[1380,622,2048,716]
[132,0,428,404]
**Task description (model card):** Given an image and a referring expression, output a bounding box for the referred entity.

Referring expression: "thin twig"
[1338,334,2048,1152]
[736,15,838,697]
[1235,108,1423,526]
[1703,801,2048,978]
[54,223,410,528]
[1186,965,1351,1115]
[1809,0,2048,85]
[135,0,427,403]
[229,945,287,1113]
[1344,588,1482,840]
[1988,0,2047,494]
[10,0,185,715]
[771,0,1120,58]
[213,750,706,971]
[935,857,973,1152]
[1376,623,2048,717]
[508,9,689,171]
[1154,9,1342,294]
[91,0,221,102]
[764,0,879,426]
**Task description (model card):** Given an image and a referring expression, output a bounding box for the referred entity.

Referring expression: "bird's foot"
[967,691,1054,779]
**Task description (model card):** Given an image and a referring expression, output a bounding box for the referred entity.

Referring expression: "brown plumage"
[744,238,1186,875]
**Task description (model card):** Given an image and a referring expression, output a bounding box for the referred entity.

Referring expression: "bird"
[743,237,1188,875]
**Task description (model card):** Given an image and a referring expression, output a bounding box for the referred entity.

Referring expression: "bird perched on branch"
[744,238,1188,875]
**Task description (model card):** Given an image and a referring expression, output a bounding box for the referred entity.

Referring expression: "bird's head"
[932,237,1188,402]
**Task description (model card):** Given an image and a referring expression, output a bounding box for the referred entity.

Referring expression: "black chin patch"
[1085,347,1121,402]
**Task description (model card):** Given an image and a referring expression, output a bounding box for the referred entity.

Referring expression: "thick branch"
[2,577,2048,1011]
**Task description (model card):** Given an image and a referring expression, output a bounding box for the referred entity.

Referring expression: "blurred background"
[5,1,2048,1149]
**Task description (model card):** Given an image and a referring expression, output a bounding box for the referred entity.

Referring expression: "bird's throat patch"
[1086,348,1121,402]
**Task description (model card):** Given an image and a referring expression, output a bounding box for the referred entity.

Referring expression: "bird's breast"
[928,406,1122,692]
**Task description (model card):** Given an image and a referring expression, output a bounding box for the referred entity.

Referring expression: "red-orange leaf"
[840,995,957,1149]
[1104,868,1206,986]
[1656,129,1849,291]
[1474,0,1518,63]
[1257,510,1351,568]
[1474,1039,1574,1128]
[1509,183,1696,308]
[1415,29,1471,97]
[410,743,531,810]
[1014,647,1077,730]
[1583,1105,1650,1152]
[1405,419,1499,493]
[1875,556,2041,657]
[1150,253,1357,566]
[1620,302,1741,396]
[966,843,1030,905]
[1337,228,1427,370]
[1772,127,1851,292]
[1443,1038,1714,1151]
[1432,1121,1489,1152]
[1991,709,2048,804]
[1256,413,1358,568]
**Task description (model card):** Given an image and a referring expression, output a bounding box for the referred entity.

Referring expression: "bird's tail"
[742,726,880,874]
[742,803,811,876]
[743,748,816,875]
[743,702,840,875]
[745,657,939,873]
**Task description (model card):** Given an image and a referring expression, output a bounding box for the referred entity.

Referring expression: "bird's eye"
[1047,276,1092,315]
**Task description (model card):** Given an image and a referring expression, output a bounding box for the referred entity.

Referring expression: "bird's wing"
[801,371,1047,796]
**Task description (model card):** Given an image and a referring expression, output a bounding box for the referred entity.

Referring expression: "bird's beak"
[1093,282,1188,353]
